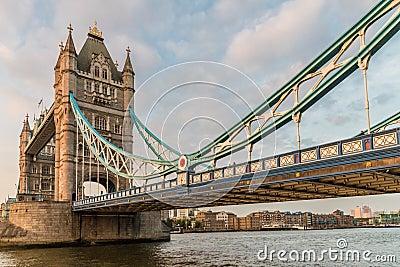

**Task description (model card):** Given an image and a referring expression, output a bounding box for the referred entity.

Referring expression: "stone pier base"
[0,202,170,246]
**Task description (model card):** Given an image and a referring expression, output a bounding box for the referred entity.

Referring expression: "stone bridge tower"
[9,23,170,246]
[53,22,134,201]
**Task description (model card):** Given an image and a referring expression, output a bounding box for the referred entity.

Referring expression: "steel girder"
[72,0,400,180]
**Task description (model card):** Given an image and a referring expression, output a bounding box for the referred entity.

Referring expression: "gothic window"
[110,88,115,98]
[32,166,37,174]
[95,116,107,131]
[86,81,91,92]
[114,124,121,134]
[42,166,50,175]
[41,181,50,191]
[94,66,100,77]
[101,85,106,95]
[94,83,99,93]
[102,69,108,80]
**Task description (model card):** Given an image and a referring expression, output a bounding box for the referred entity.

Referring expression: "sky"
[1,0,400,216]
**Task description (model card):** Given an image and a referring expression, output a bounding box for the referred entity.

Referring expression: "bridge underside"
[24,107,55,155]
[74,146,400,214]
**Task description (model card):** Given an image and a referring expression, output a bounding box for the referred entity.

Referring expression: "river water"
[0,227,399,266]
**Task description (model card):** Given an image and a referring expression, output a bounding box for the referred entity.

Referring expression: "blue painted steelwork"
[185,0,400,167]
[73,128,400,210]
[70,93,178,179]
[129,108,180,160]
[359,110,400,135]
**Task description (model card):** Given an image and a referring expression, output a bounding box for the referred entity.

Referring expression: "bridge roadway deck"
[73,128,400,213]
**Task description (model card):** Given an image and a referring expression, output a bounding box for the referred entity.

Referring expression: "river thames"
[0,227,398,266]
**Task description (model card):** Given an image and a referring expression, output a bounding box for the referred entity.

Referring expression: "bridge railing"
[73,128,400,207]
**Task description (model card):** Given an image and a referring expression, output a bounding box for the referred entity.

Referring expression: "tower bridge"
[2,0,400,246]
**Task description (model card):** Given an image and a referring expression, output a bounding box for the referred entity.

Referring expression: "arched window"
[101,85,106,95]
[94,83,99,93]
[94,66,100,77]
[114,124,121,134]
[95,116,107,131]
[102,69,108,80]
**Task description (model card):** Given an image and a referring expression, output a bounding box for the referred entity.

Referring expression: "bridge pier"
[0,201,170,246]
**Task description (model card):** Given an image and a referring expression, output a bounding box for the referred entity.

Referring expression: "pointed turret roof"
[77,21,122,81]
[54,41,64,70]
[123,46,134,75]
[64,24,77,55]
[21,114,31,133]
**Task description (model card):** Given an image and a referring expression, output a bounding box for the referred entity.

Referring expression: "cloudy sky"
[1,0,400,216]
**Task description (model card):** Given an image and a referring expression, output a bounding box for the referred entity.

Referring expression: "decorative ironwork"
[342,140,363,154]
[235,164,247,175]
[224,167,234,177]
[373,132,397,148]
[214,169,223,179]
[301,149,317,162]
[320,145,339,159]
[177,173,186,185]
[264,158,277,169]
[251,161,262,172]
[280,154,294,166]
[193,174,201,183]
[202,172,211,181]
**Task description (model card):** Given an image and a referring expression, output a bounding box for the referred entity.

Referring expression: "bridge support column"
[79,211,170,243]
[1,202,170,246]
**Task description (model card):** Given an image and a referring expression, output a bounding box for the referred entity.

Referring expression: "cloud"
[224,0,325,74]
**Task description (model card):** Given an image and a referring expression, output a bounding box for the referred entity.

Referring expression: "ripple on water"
[0,228,399,267]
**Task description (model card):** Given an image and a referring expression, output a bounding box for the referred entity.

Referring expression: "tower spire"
[21,114,31,135]
[64,23,77,55]
[123,46,134,74]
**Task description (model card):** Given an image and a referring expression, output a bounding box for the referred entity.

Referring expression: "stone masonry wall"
[3,201,77,245]
[79,210,170,243]
[0,202,170,246]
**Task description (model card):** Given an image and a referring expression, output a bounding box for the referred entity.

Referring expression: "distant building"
[196,210,217,231]
[195,210,238,231]
[374,213,399,225]
[233,216,253,230]
[311,213,338,229]
[373,210,386,217]
[0,203,5,218]
[362,205,372,218]
[195,209,355,231]
[216,211,236,230]
[169,208,198,219]
[1,198,16,219]
[351,206,362,218]
[285,211,305,228]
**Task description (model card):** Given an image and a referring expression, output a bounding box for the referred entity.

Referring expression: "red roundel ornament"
[178,155,188,171]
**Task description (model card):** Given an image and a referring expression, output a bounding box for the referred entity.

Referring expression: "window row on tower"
[93,115,121,134]
[31,165,54,175]
[85,80,116,98]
